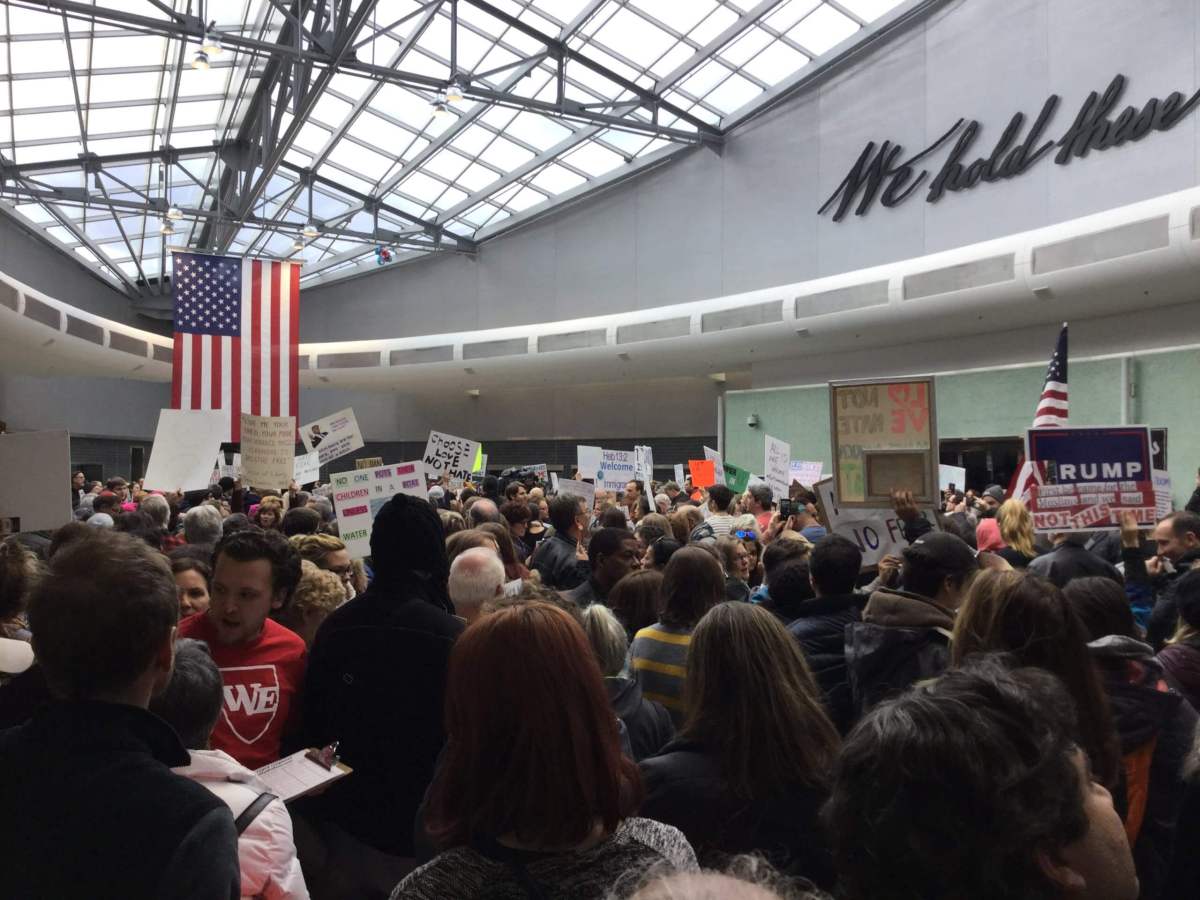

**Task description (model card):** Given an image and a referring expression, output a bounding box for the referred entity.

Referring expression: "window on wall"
[939,437,1023,493]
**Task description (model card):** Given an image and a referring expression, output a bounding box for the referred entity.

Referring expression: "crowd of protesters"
[2,456,1200,900]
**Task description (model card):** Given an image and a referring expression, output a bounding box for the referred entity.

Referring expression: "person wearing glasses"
[717,536,753,603]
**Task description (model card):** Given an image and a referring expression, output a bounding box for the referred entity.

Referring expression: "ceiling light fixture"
[200,29,222,56]
[191,49,210,71]
[301,221,320,239]
[166,205,183,221]
[160,219,176,236]
[292,236,305,252]
[445,77,464,103]
[431,92,449,115]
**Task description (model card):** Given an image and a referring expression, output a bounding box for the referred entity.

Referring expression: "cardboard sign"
[1026,426,1155,532]
[530,463,548,482]
[764,435,791,501]
[355,457,383,470]
[703,446,726,486]
[299,407,364,466]
[293,451,321,485]
[240,414,297,491]
[423,431,480,481]
[598,449,637,492]
[830,379,937,506]
[673,464,685,485]
[689,459,716,489]
[789,460,824,487]
[938,464,967,492]
[554,477,596,512]
[577,445,602,479]
[0,429,72,532]
[814,476,939,568]
[329,461,426,559]
[723,462,752,494]
[144,409,228,492]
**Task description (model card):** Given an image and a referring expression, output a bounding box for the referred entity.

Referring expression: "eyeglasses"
[734,530,757,540]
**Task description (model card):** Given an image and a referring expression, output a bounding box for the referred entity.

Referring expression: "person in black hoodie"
[1064,576,1197,900]
[581,603,673,761]
[299,493,464,893]
[639,602,840,886]
[788,535,865,734]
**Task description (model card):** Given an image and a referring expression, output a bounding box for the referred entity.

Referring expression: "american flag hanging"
[170,252,300,441]
[1011,323,1068,500]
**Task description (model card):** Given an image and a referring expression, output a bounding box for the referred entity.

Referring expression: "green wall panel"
[725,350,1196,507]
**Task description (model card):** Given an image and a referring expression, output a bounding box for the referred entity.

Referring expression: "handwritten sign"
[554,477,596,512]
[300,407,364,466]
[814,476,939,568]
[330,461,427,559]
[689,459,716,489]
[723,462,751,494]
[293,451,321,485]
[423,431,480,481]
[764,435,791,502]
[703,446,726,486]
[240,414,297,490]
[674,464,685,485]
[789,460,824,487]
[831,379,935,506]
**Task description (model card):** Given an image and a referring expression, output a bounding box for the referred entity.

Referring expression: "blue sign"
[1027,426,1151,484]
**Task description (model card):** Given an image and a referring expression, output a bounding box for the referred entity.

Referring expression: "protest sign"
[239,414,297,491]
[472,446,484,473]
[232,453,242,476]
[634,446,655,495]
[550,472,560,493]
[293,451,321,485]
[144,410,227,492]
[423,430,480,481]
[598,449,637,492]
[689,459,716,488]
[299,408,364,466]
[764,435,791,501]
[814,476,939,569]
[356,457,383,470]
[1025,426,1155,532]
[1153,469,1173,519]
[674,464,685,485]
[554,477,596,512]
[938,464,967,492]
[1151,428,1168,470]
[329,461,426,559]
[577,445,602,480]
[703,446,726,486]
[789,460,823,487]
[722,462,751,494]
[830,378,937,507]
[0,429,72,532]
[530,463,548,483]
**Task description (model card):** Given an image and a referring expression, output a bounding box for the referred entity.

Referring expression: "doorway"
[939,437,1023,492]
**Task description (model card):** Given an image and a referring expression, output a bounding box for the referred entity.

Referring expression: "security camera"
[746,414,760,428]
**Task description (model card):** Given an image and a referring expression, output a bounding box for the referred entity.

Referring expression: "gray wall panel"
[551,187,639,320]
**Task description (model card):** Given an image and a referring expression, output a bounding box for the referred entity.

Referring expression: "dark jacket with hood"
[1028,540,1123,588]
[300,494,464,856]
[0,701,240,899]
[607,676,674,761]
[1157,633,1200,713]
[788,592,865,734]
[1164,721,1200,900]
[639,738,834,887]
[844,587,955,720]
[531,530,589,590]
[1090,636,1197,900]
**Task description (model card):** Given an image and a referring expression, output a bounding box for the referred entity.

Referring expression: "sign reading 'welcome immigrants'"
[819,74,1200,222]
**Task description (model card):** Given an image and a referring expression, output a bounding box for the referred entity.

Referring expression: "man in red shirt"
[178,529,305,769]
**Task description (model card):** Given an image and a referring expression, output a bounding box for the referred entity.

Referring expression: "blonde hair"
[1167,620,1199,645]
[282,560,345,623]
[997,499,1036,558]
[290,532,347,565]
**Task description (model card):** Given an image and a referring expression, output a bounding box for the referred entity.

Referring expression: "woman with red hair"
[393,602,697,899]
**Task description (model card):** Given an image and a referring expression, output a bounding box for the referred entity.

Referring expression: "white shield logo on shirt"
[220,664,280,745]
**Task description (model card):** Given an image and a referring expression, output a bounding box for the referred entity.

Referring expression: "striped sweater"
[630,623,693,726]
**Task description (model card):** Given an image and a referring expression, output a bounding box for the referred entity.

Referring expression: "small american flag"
[170,252,300,441]
[1011,323,1068,500]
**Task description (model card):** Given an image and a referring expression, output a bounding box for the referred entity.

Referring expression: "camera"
[746,414,760,429]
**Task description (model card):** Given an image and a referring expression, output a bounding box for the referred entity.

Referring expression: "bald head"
[448,546,505,622]
[467,498,501,527]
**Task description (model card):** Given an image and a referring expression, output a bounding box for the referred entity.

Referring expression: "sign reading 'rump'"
[821,74,1200,222]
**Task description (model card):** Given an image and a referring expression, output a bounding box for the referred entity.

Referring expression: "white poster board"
[674,464,685,485]
[240,414,297,491]
[554,477,596,512]
[764,435,791,501]
[703,446,726,486]
[423,430,480,481]
[329,461,427,559]
[938,464,968,492]
[577,445,602,480]
[299,407,364,466]
[0,429,72,532]
[598,449,637,492]
[634,445,654,496]
[293,451,321,485]
[1153,469,1173,519]
[144,409,228,492]
[789,460,824,487]
[814,476,939,568]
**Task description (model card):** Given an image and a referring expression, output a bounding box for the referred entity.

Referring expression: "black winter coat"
[0,701,240,900]
[1027,541,1123,588]
[301,590,463,856]
[787,593,865,734]
[639,739,834,887]
[607,676,674,761]
[531,532,589,590]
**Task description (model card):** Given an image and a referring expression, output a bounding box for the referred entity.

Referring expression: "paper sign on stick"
[294,451,321,485]
[938,464,967,492]
[330,461,426,559]
[144,410,228,492]
[689,459,716,489]
[674,464,685,485]
[240,414,297,490]
[577,445,602,480]
[300,408,364,466]
[0,429,72,533]
[790,460,824,487]
[554,478,596,512]
[597,449,637,492]
[550,472,560,494]
[1153,469,1173,519]
[764,435,791,501]
[423,431,480,481]
[703,447,726,486]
